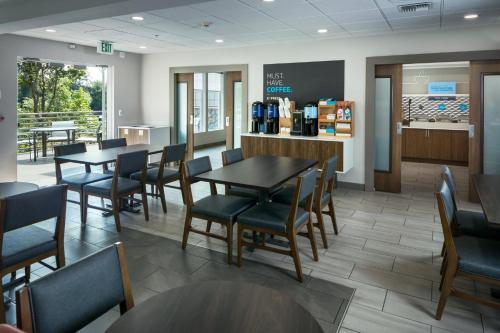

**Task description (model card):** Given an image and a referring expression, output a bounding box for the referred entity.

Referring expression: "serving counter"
[240,133,353,174]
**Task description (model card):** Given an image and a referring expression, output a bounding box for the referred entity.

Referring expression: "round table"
[0,182,39,199]
[106,281,323,333]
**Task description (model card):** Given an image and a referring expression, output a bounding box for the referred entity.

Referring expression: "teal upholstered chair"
[0,185,68,323]
[236,169,319,282]
[16,242,134,333]
[181,156,256,264]
[131,143,186,213]
[435,181,500,320]
[83,150,149,232]
[272,156,338,248]
[54,143,112,224]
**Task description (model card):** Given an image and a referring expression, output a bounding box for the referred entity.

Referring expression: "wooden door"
[374,64,402,193]
[224,71,242,150]
[175,73,194,159]
[470,60,500,201]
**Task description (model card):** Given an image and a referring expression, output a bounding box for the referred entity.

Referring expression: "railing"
[17,110,103,154]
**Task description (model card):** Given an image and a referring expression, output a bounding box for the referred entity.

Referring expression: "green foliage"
[87,80,103,111]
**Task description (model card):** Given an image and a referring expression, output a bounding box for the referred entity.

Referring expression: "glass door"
[175,73,194,159]
[224,71,242,150]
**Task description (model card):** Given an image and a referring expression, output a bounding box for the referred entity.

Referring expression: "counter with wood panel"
[240,133,354,173]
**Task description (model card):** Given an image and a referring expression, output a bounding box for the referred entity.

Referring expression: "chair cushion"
[237,202,310,233]
[62,172,112,190]
[227,186,260,200]
[83,177,141,196]
[191,195,255,223]
[456,210,500,239]
[455,236,500,279]
[130,167,180,183]
[2,226,56,268]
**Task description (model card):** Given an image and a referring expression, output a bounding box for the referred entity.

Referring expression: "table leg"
[66,130,70,144]
[33,132,37,162]
[71,130,76,143]
[42,132,47,157]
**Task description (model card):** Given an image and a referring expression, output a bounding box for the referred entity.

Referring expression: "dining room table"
[31,126,78,161]
[105,281,323,333]
[472,174,500,225]
[0,182,39,199]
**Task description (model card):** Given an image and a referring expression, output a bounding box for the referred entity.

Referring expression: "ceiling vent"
[398,2,432,14]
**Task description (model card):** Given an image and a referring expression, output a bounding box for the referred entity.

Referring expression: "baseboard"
[194,141,226,150]
[337,181,365,191]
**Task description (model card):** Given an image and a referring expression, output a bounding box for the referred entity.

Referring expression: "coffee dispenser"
[303,102,318,136]
[251,101,265,133]
[265,101,280,134]
[290,111,304,136]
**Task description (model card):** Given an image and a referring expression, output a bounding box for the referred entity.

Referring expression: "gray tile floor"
[15,153,500,333]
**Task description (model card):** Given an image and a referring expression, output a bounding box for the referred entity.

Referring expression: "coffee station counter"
[240,133,353,174]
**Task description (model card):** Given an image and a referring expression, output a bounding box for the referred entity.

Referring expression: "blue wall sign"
[459,103,468,112]
[437,104,446,111]
[428,81,456,94]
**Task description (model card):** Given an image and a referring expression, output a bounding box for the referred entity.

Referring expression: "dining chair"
[272,156,338,248]
[236,169,319,282]
[181,156,256,264]
[100,138,127,174]
[16,242,134,333]
[130,143,186,213]
[47,120,74,144]
[435,181,500,320]
[221,148,260,200]
[83,150,149,232]
[0,185,67,323]
[54,143,112,224]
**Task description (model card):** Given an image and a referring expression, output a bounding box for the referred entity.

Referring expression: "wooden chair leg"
[141,190,149,221]
[440,243,446,257]
[113,197,122,232]
[306,218,319,261]
[180,177,187,205]
[24,266,31,283]
[0,283,5,323]
[227,222,233,265]
[440,252,448,276]
[237,225,243,267]
[436,264,456,320]
[206,221,213,233]
[182,214,192,250]
[158,185,167,214]
[328,200,338,235]
[56,245,66,268]
[315,207,328,249]
[289,234,303,282]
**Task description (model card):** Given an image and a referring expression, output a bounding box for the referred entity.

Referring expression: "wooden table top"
[0,182,39,199]
[193,155,317,191]
[472,174,500,224]
[53,144,165,165]
[30,127,78,132]
[105,281,323,333]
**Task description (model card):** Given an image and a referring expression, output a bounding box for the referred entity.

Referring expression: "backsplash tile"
[402,95,469,121]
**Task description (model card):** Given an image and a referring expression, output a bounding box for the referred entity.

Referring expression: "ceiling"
[12,0,500,54]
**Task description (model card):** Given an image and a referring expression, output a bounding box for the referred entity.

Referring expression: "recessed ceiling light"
[263,0,275,2]
[131,16,144,21]
[464,13,479,20]
[139,46,147,49]
[317,28,328,34]
[215,39,224,43]
[45,29,56,33]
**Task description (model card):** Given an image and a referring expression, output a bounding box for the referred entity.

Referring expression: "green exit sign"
[98,41,114,55]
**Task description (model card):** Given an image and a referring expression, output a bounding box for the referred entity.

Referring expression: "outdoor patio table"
[30,126,78,161]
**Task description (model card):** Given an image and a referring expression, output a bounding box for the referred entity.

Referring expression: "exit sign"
[98,41,114,55]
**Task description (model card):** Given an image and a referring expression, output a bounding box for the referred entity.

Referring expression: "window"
[193,72,224,133]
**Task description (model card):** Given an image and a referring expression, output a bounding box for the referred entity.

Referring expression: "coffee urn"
[265,101,280,134]
[251,101,265,133]
[303,102,318,136]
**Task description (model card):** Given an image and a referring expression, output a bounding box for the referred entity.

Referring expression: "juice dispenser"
[265,101,280,134]
[303,102,318,136]
[251,101,265,133]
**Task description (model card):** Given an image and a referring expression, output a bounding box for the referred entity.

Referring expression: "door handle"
[396,122,402,135]
[469,124,475,138]
[189,115,193,125]
[226,116,230,127]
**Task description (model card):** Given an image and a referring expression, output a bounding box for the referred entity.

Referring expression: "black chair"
[131,143,186,213]
[0,185,68,323]
[83,150,149,232]
[272,156,339,248]
[16,242,134,333]
[181,156,256,264]
[435,181,500,320]
[100,138,127,174]
[54,143,112,223]
[236,169,319,282]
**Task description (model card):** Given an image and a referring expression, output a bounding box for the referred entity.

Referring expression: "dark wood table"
[472,174,500,224]
[106,281,323,333]
[0,182,39,199]
[194,155,317,201]
[31,126,78,161]
[53,144,165,165]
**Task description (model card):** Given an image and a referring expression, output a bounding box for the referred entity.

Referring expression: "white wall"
[0,34,142,181]
[141,25,500,185]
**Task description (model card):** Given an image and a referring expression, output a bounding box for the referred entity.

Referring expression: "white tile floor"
[16,154,500,333]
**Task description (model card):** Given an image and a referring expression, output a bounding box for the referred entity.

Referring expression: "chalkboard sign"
[263,60,344,108]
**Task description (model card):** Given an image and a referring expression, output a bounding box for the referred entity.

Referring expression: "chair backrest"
[54,142,86,157]
[115,150,148,178]
[441,165,457,209]
[51,121,74,138]
[165,143,186,164]
[288,169,316,230]
[183,156,213,205]
[100,138,127,150]
[0,184,67,234]
[16,242,134,333]
[435,181,458,265]
[222,148,243,166]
